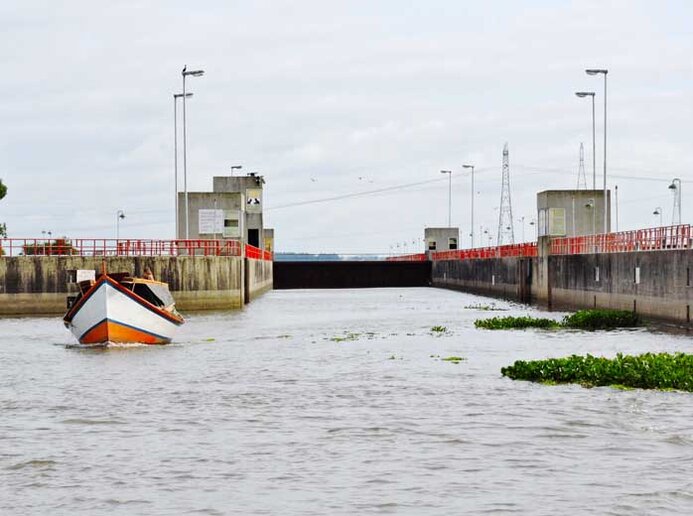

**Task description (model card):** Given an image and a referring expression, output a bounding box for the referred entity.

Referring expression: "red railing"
[431,242,538,261]
[0,238,242,257]
[244,244,273,261]
[550,225,692,255]
[386,253,428,262]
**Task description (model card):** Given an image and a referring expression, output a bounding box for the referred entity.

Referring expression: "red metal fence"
[245,244,273,261]
[386,253,428,262]
[431,242,538,261]
[550,225,692,255]
[0,238,244,258]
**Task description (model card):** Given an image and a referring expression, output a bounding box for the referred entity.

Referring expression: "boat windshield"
[133,283,175,308]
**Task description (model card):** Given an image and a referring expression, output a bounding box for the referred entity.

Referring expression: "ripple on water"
[3,288,693,515]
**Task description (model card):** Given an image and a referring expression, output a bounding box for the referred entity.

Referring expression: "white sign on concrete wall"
[198,209,224,235]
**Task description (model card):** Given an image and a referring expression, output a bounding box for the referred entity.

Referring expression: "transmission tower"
[576,142,587,190]
[497,142,515,246]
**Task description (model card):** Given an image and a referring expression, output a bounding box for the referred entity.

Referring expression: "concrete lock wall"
[0,256,247,315]
[431,257,533,303]
[431,248,693,325]
[550,250,693,324]
[246,258,273,302]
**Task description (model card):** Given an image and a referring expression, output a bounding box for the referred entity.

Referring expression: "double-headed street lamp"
[174,92,193,238]
[575,91,596,190]
[586,68,608,234]
[462,164,475,247]
[440,170,452,227]
[182,65,205,239]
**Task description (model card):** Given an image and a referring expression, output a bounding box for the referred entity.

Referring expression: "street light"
[575,91,596,190]
[653,207,663,227]
[669,178,682,225]
[231,165,243,175]
[585,199,596,237]
[462,164,475,247]
[116,210,126,240]
[173,92,193,239]
[586,68,608,234]
[181,65,205,239]
[440,170,452,227]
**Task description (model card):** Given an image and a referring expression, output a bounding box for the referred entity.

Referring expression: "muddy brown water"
[2,288,693,515]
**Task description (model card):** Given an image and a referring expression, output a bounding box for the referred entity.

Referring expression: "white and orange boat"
[63,271,184,345]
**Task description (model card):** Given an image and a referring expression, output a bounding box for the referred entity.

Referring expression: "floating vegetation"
[464,303,508,311]
[429,354,465,364]
[501,352,693,392]
[475,309,641,331]
[562,309,640,330]
[474,316,560,330]
[330,332,361,343]
[203,338,216,342]
[430,325,448,333]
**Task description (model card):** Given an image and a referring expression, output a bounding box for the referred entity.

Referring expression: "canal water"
[2,287,693,515]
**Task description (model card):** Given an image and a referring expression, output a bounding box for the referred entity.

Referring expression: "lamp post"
[181,65,205,239]
[116,210,126,240]
[653,207,663,227]
[669,178,682,225]
[462,164,475,247]
[231,164,243,175]
[586,69,608,234]
[575,91,596,190]
[440,170,452,227]
[174,92,193,239]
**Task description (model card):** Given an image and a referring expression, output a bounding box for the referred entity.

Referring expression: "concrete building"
[425,227,459,252]
[537,190,610,237]
[178,173,266,248]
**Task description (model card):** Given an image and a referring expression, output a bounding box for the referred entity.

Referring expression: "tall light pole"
[440,170,452,227]
[231,164,243,175]
[182,65,205,239]
[575,91,596,190]
[174,92,193,239]
[653,207,663,227]
[116,210,126,240]
[463,164,475,247]
[586,69,608,234]
[669,178,682,225]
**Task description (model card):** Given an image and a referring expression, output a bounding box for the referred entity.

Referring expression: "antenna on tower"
[576,142,587,190]
[497,142,515,246]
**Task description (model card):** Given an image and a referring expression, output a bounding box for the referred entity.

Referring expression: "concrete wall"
[432,257,533,303]
[0,256,245,315]
[550,250,693,324]
[431,247,693,325]
[246,257,273,302]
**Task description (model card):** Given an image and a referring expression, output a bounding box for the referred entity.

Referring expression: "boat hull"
[64,277,183,345]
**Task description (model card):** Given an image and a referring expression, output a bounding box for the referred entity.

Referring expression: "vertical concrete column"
[534,236,553,309]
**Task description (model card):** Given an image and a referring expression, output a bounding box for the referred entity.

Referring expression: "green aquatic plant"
[441,356,466,364]
[474,316,561,330]
[330,332,361,343]
[562,309,641,330]
[430,325,448,333]
[501,352,693,392]
[464,303,508,311]
[475,309,641,331]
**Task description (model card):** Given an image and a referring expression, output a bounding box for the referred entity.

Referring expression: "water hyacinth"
[501,353,693,392]
[476,309,641,331]
[474,316,561,330]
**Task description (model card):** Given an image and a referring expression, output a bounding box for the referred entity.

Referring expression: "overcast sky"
[1,0,692,253]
